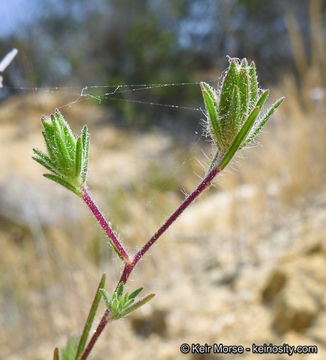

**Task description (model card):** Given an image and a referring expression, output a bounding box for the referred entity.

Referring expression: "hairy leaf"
[219,107,260,170]
[43,174,83,196]
[248,61,258,111]
[240,97,285,149]
[238,58,249,119]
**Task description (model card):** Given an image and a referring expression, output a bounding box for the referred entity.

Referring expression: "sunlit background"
[1,0,326,359]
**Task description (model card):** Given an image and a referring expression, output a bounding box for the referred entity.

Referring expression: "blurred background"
[1,0,326,359]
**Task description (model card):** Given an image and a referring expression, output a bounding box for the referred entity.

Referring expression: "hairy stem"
[80,163,221,359]
[79,309,110,360]
[82,186,130,263]
[122,163,220,282]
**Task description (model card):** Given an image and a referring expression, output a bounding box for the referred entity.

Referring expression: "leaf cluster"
[33,109,90,196]
[100,283,155,320]
[201,57,284,169]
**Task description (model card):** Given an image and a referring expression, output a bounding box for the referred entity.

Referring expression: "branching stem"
[80,162,221,359]
[120,163,220,283]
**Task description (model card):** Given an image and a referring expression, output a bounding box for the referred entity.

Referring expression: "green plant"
[33,57,284,359]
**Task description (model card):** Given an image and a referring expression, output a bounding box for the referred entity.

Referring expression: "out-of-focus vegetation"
[2,1,326,359]
[1,0,322,129]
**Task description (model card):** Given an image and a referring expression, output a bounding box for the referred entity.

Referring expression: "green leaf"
[124,298,134,308]
[81,125,88,150]
[111,297,119,313]
[240,97,285,149]
[248,61,258,111]
[33,148,59,171]
[63,126,76,160]
[108,239,126,262]
[61,338,78,360]
[129,287,143,299]
[41,120,57,162]
[81,126,89,183]
[204,57,284,170]
[256,90,269,109]
[35,111,91,194]
[55,109,68,133]
[119,294,156,318]
[33,148,53,165]
[54,110,76,159]
[33,156,61,177]
[75,274,106,360]
[201,82,224,150]
[218,107,260,170]
[101,284,154,321]
[75,138,83,179]
[43,174,83,196]
[238,58,249,119]
[219,59,239,120]
[117,282,124,298]
[51,113,62,136]
[54,131,71,167]
[229,85,241,138]
[119,293,128,308]
[41,116,55,137]
[100,288,112,309]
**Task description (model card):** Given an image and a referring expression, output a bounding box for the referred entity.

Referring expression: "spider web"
[1,79,219,217]
[2,80,216,111]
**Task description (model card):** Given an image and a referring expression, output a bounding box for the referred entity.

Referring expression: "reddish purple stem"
[79,165,220,359]
[121,164,220,282]
[82,186,130,263]
[79,309,110,360]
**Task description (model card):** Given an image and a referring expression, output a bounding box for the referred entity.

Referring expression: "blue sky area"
[0,0,41,37]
